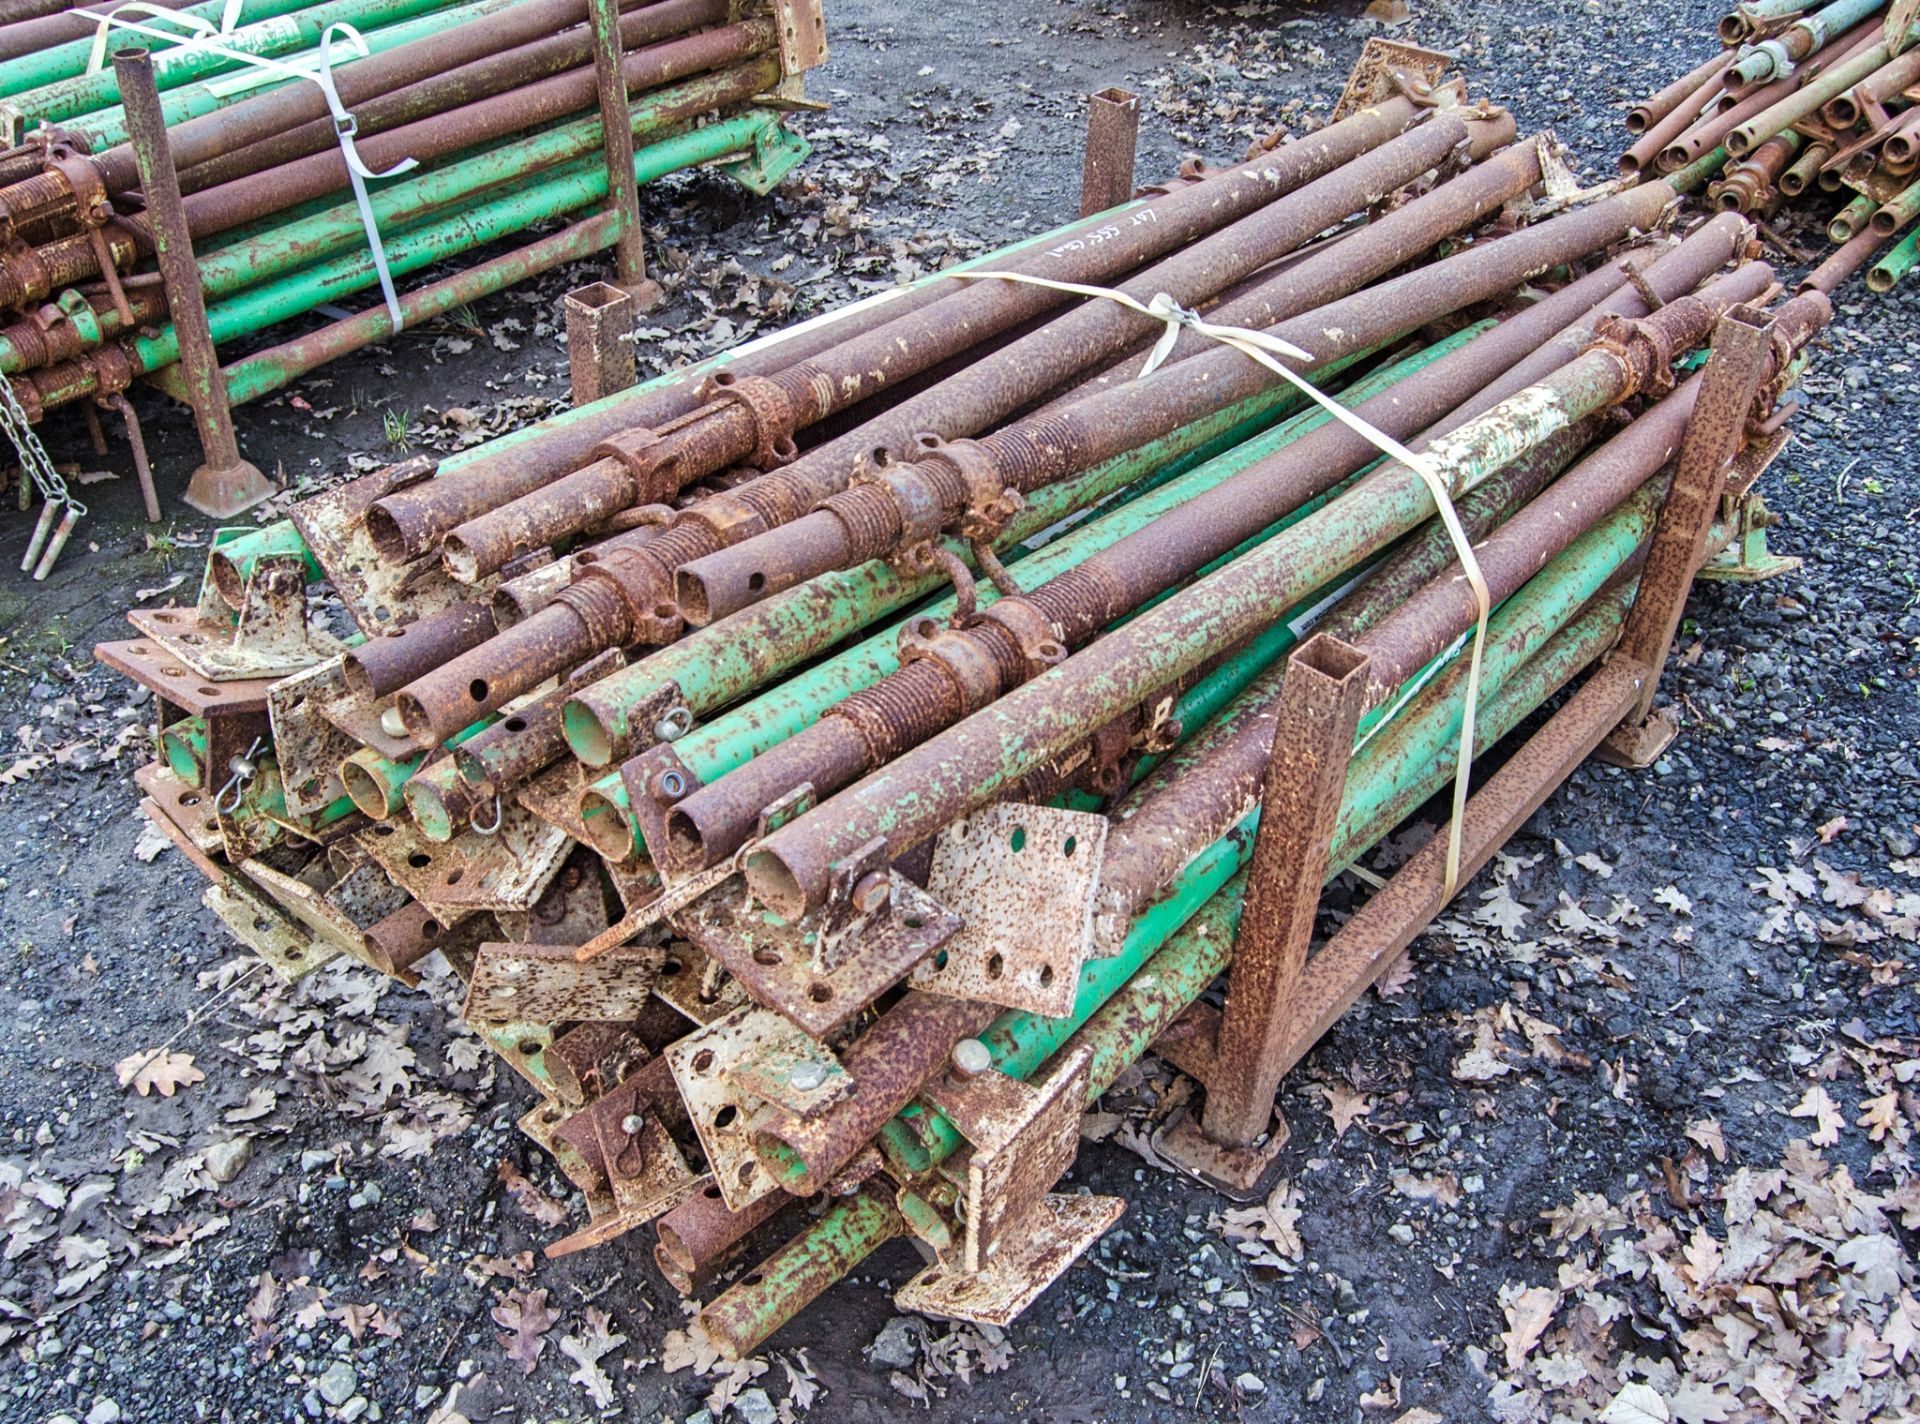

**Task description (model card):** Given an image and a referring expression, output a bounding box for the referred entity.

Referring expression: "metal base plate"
[1150,1106,1292,1201]
[1596,704,1680,770]
[674,872,961,1038]
[289,461,482,636]
[665,1005,844,1213]
[356,806,570,915]
[204,877,338,981]
[95,638,278,717]
[464,940,663,1024]
[915,804,1107,1018]
[895,1193,1125,1327]
[268,657,360,818]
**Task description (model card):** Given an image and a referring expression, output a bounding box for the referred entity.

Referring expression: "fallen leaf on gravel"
[491,1286,554,1374]
[1684,1118,1727,1162]
[1319,1081,1372,1139]
[132,820,172,863]
[224,1087,278,1123]
[496,1160,568,1226]
[115,1049,204,1097]
[1817,815,1848,844]
[559,1307,625,1407]
[1499,1284,1560,1371]
[662,1320,723,1374]
[1653,885,1693,916]
[1788,1085,1844,1146]
[1575,851,1614,879]
[1454,1021,1512,1083]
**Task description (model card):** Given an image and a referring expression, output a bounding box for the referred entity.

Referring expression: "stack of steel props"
[0,0,824,539]
[90,42,1824,1356]
[1619,0,1920,292]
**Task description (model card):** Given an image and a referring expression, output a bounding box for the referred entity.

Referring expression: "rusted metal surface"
[113,47,271,518]
[344,601,497,699]
[464,940,664,1023]
[565,281,641,405]
[1079,87,1140,217]
[655,1179,795,1295]
[1192,637,1367,1152]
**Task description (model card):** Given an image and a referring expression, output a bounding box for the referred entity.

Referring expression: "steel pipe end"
[561,697,621,768]
[578,787,640,862]
[1870,211,1901,237]
[362,501,417,562]
[340,755,397,821]
[441,532,485,585]
[743,845,810,921]
[662,804,717,875]
[402,775,460,843]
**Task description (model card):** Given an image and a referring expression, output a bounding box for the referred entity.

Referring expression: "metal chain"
[0,376,83,518]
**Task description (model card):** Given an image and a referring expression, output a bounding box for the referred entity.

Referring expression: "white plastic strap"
[947,269,1493,898]
[77,6,416,327]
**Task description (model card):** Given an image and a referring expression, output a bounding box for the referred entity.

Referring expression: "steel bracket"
[919,1044,1099,1271]
[718,121,813,197]
[463,940,664,1023]
[204,875,339,981]
[356,805,571,916]
[1330,37,1455,123]
[912,804,1108,1017]
[240,850,411,976]
[672,868,961,1037]
[652,940,750,1026]
[1150,1104,1294,1200]
[548,1071,702,1254]
[665,1004,845,1211]
[895,1193,1124,1327]
[267,655,361,818]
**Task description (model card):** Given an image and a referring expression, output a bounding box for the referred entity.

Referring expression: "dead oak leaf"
[491,1286,554,1374]
[1685,1118,1728,1163]
[1498,1283,1561,1372]
[115,1048,205,1098]
[1787,1085,1844,1147]
[559,1306,626,1408]
[496,1160,569,1227]
[1319,1081,1372,1139]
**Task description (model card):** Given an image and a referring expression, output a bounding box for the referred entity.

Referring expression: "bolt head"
[620,1113,646,1136]
[950,1038,993,1081]
[789,1062,828,1092]
[851,871,890,914]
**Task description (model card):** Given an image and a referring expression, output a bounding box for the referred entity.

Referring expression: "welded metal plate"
[474,1019,562,1095]
[135,762,223,857]
[289,461,484,636]
[922,1046,1095,1271]
[915,805,1107,1018]
[268,656,360,817]
[96,639,279,717]
[651,941,749,1025]
[316,684,419,762]
[547,1074,703,1256]
[1329,37,1454,123]
[664,1005,823,1213]
[673,872,961,1038]
[204,878,338,981]
[770,0,827,73]
[128,602,339,683]
[463,941,663,1023]
[895,1193,1125,1327]
[519,1100,617,1215]
[356,806,570,913]
[240,854,410,966]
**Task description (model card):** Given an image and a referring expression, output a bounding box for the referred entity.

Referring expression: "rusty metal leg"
[586,0,664,311]
[113,47,272,519]
[1079,87,1140,217]
[564,281,639,406]
[103,394,160,523]
[1155,634,1369,1196]
[1600,305,1777,767]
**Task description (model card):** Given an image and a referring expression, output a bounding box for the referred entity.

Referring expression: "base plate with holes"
[518,1100,615,1215]
[463,940,664,1023]
[1149,1105,1293,1201]
[268,656,361,818]
[472,1018,562,1097]
[355,804,570,915]
[127,602,339,683]
[136,762,222,857]
[547,1075,703,1256]
[203,877,337,980]
[920,1045,1096,1270]
[895,1193,1125,1327]
[915,804,1107,1018]
[650,941,749,1026]
[665,1005,839,1213]
[673,872,961,1038]
[95,639,280,717]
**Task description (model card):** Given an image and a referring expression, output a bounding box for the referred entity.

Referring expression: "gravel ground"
[1,2,1915,1422]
